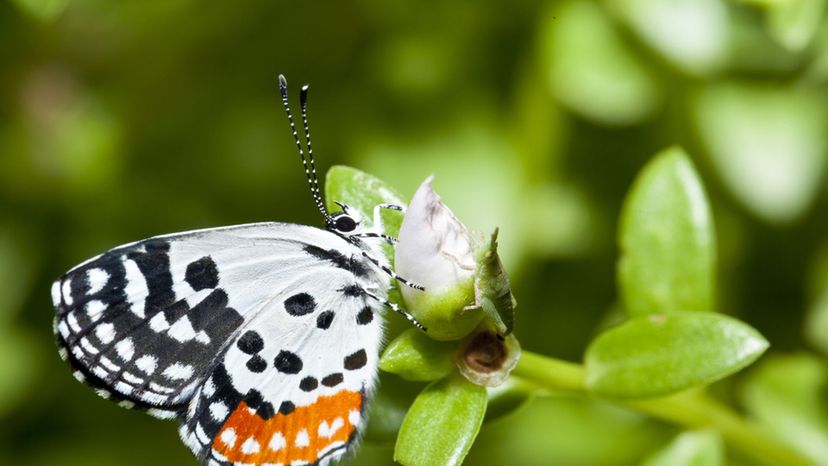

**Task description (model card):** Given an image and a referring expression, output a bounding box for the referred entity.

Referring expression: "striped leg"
[362,288,426,332]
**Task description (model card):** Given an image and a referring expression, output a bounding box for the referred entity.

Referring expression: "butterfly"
[51,75,426,466]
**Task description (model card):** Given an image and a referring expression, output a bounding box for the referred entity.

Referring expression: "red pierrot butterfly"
[52,75,424,466]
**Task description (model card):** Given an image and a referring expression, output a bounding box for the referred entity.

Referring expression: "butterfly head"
[327,201,364,235]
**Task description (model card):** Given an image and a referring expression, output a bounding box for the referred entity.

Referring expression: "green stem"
[512,350,815,466]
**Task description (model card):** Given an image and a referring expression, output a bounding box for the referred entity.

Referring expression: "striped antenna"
[278,75,331,224]
[299,84,325,217]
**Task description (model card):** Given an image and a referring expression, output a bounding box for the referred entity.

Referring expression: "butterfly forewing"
[52,221,388,453]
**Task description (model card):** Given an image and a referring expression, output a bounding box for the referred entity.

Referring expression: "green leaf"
[764,0,825,52]
[542,0,660,125]
[584,311,768,399]
[618,147,716,317]
[608,0,728,76]
[466,396,668,465]
[394,375,487,466]
[380,328,456,382]
[483,376,535,424]
[694,82,828,223]
[363,373,424,444]
[741,353,828,465]
[325,165,407,237]
[641,430,724,466]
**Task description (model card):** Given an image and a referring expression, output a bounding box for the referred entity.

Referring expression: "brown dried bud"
[454,329,521,387]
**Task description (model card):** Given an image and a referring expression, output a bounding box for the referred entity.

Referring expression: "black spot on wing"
[299,376,318,392]
[274,350,303,374]
[344,349,367,370]
[257,401,275,420]
[321,373,343,387]
[278,400,295,415]
[356,307,373,325]
[316,311,334,329]
[284,293,316,316]
[303,244,369,277]
[237,330,264,354]
[246,355,267,373]
[185,256,219,291]
[244,389,275,420]
[188,289,241,334]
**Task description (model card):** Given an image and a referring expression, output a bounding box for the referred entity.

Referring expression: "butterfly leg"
[353,232,397,244]
[363,288,427,331]
[361,251,424,290]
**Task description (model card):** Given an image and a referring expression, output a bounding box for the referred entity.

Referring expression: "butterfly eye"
[334,215,358,232]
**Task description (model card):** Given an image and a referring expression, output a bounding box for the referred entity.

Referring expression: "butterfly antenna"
[299,84,326,218]
[279,75,330,223]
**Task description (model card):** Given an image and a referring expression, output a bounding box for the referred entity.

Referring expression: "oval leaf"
[543,0,660,125]
[380,328,456,382]
[618,147,716,317]
[695,83,828,223]
[641,430,724,466]
[584,311,768,399]
[608,0,728,76]
[394,375,487,466]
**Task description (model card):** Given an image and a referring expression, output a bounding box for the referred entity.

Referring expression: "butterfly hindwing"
[52,222,388,431]
[180,287,382,466]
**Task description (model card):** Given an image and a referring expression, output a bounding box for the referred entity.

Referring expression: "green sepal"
[380,329,456,382]
[584,311,768,399]
[618,147,716,317]
[473,228,516,335]
[394,375,488,466]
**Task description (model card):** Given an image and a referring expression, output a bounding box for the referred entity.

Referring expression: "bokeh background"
[2,0,828,464]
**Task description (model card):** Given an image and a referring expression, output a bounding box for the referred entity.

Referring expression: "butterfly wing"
[52,222,386,425]
[180,281,382,466]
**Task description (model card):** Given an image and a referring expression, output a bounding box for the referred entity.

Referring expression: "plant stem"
[512,350,816,466]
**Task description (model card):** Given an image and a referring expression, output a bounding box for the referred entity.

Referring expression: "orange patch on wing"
[212,390,362,465]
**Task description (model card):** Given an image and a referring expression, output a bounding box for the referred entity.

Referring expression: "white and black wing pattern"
[180,274,382,466]
[52,222,388,425]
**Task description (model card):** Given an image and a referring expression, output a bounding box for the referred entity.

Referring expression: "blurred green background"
[2,0,828,464]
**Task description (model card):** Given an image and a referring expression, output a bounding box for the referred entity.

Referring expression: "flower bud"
[395,177,484,340]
